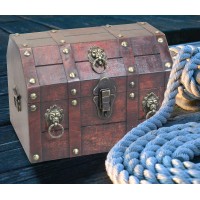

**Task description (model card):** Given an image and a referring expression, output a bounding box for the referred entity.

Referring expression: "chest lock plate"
[93,77,116,119]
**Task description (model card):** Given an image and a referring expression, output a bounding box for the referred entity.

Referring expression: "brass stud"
[22,43,28,47]
[63,48,69,54]
[186,58,190,62]
[121,41,128,47]
[118,34,123,38]
[73,148,79,155]
[106,24,112,27]
[51,30,57,33]
[140,22,146,25]
[128,66,135,73]
[69,72,76,78]
[33,154,40,161]
[198,65,200,70]
[30,105,37,112]
[158,37,164,43]
[155,31,160,34]
[165,62,172,68]
[129,93,135,99]
[129,81,135,88]
[30,93,37,100]
[71,100,78,106]
[14,33,20,36]
[24,50,31,57]
[60,39,66,44]
[29,78,36,84]
[71,89,77,95]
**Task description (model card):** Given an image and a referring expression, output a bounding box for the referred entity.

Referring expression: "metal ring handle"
[146,110,156,119]
[92,58,107,73]
[48,123,64,139]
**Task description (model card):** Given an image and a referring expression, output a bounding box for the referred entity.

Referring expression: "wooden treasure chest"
[7,22,172,163]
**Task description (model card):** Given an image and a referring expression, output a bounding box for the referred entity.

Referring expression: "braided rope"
[105,45,200,184]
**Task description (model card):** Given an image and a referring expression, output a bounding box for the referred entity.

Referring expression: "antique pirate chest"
[7,22,172,163]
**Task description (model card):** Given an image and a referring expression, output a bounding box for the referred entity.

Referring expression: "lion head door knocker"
[45,105,64,139]
[88,46,108,74]
[142,92,159,119]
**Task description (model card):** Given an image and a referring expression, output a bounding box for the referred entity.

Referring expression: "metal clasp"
[45,105,64,139]
[88,46,108,74]
[13,87,21,112]
[142,92,159,119]
[93,77,116,119]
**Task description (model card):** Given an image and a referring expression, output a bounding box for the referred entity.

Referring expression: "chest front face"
[7,22,172,163]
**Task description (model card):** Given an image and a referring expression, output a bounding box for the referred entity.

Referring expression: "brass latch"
[99,89,111,113]
[13,87,21,112]
[93,77,116,119]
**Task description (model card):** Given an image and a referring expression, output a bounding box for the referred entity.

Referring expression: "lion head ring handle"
[45,105,64,139]
[88,46,108,74]
[142,92,159,119]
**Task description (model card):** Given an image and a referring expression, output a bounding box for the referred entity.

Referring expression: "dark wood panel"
[0,19,51,34]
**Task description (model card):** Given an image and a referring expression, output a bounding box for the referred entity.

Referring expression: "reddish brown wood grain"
[33,46,62,66]
[82,122,126,155]
[19,47,42,163]
[42,130,70,161]
[36,64,67,102]
[139,72,165,90]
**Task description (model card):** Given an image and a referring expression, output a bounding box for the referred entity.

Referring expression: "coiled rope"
[105,45,200,184]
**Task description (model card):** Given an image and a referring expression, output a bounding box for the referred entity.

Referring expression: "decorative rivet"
[186,58,190,62]
[69,72,76,78]
[128,66,135,73]
[14,33,20,36]
[140,22,146,25]
[73,148,79,155]
[129,93,135,99]
[158,37,164,43]
[71,100,78,106]
[30,93,37,100]
[33,154,40,161]
[63,48,69,54]
[30,105,37,112]
[198,65,200,70]
[29,78,36,84]
[165,62,172,68]
[155,31,160,34]
[22,43,28,47]
[129,81,135,88]
[106,24,112,27]
[118,34,123,38]
[24,50,31,57]
[71,89,77,95]
[121,41,128,47]
[60,39,66,44]
[51,30,57,33]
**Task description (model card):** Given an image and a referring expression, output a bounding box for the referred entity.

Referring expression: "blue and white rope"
[105,45,200,184]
